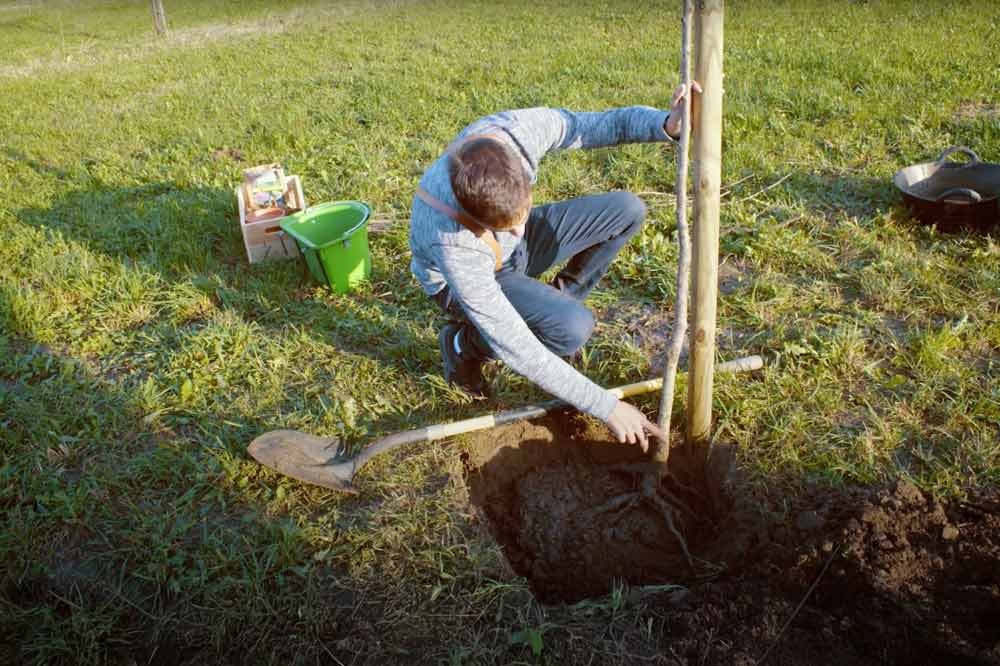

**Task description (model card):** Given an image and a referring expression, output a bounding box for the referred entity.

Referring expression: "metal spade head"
[247,429,358,493]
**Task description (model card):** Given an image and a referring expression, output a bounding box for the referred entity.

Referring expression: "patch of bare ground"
[0,0,423,78]
[956,101,1000,122]
[599,299,681,373]
[719,256,752,295]
[598,278,752,374]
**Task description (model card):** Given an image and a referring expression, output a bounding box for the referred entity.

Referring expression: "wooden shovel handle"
[352,354,764,471]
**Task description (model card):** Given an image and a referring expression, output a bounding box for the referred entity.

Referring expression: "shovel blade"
[248,429,358,494]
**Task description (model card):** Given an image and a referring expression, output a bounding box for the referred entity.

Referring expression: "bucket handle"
[935,146,981,167]
[302,202,371,247]
[936,187,982,203]
[339,215,368,248]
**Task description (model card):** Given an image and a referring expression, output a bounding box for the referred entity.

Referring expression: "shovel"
[248,354,762,494]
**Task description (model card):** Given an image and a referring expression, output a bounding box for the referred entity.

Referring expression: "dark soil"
[465,411,728,602]
[465,412,1000,666]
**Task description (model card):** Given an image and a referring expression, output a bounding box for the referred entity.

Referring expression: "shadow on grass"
[13,177,450,419]
[16,179,260,276]
[782,169,898,218]
[733,166,995,237]
[0,293,481,665]
[723,168,896,221]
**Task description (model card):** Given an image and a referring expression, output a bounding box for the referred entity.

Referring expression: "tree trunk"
[652,0,694,465]
[151,0,168,36]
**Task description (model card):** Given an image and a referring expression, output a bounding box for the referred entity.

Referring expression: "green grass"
[1,0,998,663]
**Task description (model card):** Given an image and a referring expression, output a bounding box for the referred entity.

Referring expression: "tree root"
[586,492,642,520]
[606,462,700,521]
[608,462,702,496]
[660,487,699,521]
[649,492,694,568]
[588,465,699,570]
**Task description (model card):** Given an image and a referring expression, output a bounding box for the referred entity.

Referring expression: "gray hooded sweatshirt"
[409,106,674,421]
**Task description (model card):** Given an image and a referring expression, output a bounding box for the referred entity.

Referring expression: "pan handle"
[936,187,982,203]
[935,146,981,167]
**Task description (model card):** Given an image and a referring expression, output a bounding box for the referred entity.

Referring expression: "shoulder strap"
[416,187,502,272]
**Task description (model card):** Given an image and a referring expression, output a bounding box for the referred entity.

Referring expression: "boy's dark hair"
[448,136,531,230]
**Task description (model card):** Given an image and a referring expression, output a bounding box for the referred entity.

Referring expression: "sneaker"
[438,323,488,397]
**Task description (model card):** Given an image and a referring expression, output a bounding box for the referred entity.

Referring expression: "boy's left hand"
[664,80,703,139]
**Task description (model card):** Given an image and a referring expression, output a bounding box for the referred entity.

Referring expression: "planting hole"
[464,412,736,603]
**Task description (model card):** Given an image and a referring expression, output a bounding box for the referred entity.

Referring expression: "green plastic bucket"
[280,201,371,293]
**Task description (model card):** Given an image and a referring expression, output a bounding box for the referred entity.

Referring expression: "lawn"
[1,0,998,664]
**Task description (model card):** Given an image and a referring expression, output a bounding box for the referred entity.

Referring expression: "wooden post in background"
[151,0,168,36]
[686,0,724,446]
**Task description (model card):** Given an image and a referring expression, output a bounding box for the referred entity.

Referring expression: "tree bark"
[653,0,694,465]
[686,0,724,446]
[151,0,168,36]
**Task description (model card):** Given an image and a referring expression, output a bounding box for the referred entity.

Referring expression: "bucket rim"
[280,200,371,249]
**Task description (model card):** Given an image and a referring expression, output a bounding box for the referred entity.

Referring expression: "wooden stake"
[151,0,168,36]
[686,0,724,446]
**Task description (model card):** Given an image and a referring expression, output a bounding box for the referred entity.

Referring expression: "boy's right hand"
[605,400,666,452]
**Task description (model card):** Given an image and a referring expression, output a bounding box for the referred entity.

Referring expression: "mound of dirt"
[464,412,1000,665]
